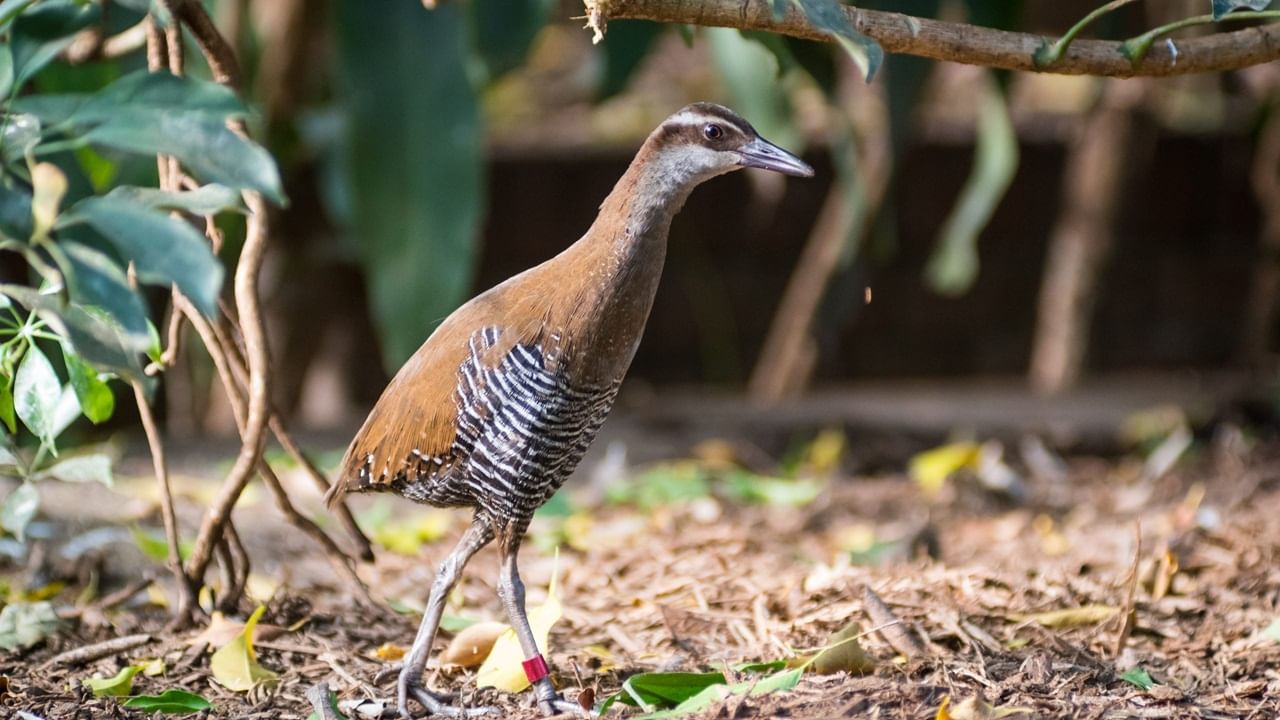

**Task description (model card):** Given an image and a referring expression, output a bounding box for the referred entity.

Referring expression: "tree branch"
[588,0,1280,77]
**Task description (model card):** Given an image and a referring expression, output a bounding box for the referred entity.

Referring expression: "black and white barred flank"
[382,326,619,523]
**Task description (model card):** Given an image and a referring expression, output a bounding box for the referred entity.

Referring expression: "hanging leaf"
[14,344,61,444]
[61,349,115,424]
[926,75,1017,295]
[33,452,112,486]
[334,0,485,369]
[476,567,562,692]
[471,0,551,82]
[597,21,664,99]
[1212,0,1271,20]
[123,689,214,713]
[0,284,144,380]
[8,0,99,89]
[84,665,141,697]
[0,36,13,99]
[0,482,39,539]
[104,184,245,216]
[0,600,59,650]
[787,0,883,81]
[61,242,151,353]
[29,162,67,240]
[209,605,278,692]
[59,197,224,318]
[707,29,798,152]
[0,370,16,433]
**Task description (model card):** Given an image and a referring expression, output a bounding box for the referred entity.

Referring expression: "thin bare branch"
[589,0,1280,77]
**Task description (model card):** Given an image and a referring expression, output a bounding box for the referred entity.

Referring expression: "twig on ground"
[43,634,153,668]
[1111,523,1141,656]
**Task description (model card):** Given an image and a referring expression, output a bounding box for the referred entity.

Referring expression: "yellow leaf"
[30,162,67,240]
[1015,604,1119,629]
[803,429,846,475]
[373,643,406,661]
[909,442,980,495]
[373,510,454,555]
[440,621,508,668]
[936,695,952,720]
[210,605,278,692]
[476,560,562,692]
[139,657,166,676]
[797,620,875,675]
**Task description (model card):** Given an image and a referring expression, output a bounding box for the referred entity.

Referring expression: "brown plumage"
[327,102,812,719]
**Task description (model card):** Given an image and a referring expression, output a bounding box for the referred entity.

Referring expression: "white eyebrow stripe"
[667,111,737,129]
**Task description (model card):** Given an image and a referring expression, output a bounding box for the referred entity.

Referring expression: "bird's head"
[648,102,814,181]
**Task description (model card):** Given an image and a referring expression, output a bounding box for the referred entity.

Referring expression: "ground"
[1,410,1278,719]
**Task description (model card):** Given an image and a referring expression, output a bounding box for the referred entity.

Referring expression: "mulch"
[2,437,1278,719]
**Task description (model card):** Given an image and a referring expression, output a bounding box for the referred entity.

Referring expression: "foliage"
[123,689,213,714]
[0,0,281,542]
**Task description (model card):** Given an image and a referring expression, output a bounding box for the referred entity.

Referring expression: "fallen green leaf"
[85,665,140,697]
[305,688,349,720]
[123,689,213,713]
[1120,667,1156,690]
[801,620,875,675]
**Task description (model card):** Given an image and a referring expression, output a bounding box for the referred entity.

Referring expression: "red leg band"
[523,653,550,684]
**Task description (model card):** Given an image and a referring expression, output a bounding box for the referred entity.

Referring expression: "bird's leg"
[496,536,591,718]
[395,521,495,719]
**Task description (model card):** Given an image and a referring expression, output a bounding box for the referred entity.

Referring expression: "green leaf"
[0,482,38,539]
[0,40,14,100]
[0,599,58,649]
[0,182,33,239]
[1120,667,1156,690]
[123,689,214,713]
[471,0,551,82]
[105,184,245,216]
[440,614,481,633]
[9,0,99,88]
[334,0,485,370]
[34,452,112,486]
[636,669,803,719]
[14,344,61,443]
[707,29,797,152]
[925,76,1017,295]
[788,0,882,81]
[71,71,246,122]
[617,672,727,709]
[61,242,151,352]
[59,196,224,317]
[0,0,38,30]
[1212,0,1271,20]
[0,286,145,380]
[0,371,16,434]
[84,117,284,205]
[597,21,663,99]
[85,665,140,697]
[61,350,114,424]
[131,525,192,562]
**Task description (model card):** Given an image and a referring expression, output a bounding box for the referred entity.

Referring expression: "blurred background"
[139,0,1279,454]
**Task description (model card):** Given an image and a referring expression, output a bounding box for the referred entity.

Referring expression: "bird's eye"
[703,124,724,141]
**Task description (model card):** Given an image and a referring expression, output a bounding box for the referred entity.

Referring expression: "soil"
[1,430,1278,720]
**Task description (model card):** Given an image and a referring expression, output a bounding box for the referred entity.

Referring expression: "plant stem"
[1122,12,1280,63]
[1034,0,1139,68]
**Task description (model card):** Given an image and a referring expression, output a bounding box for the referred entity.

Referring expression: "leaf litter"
[1,434,1279,718]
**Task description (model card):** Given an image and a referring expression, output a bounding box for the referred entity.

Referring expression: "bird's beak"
[736,136,814,178]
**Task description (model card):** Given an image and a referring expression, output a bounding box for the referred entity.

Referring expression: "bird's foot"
[386,665,494,719]
[536,695,595,718]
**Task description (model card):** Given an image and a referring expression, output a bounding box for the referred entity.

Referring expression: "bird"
[326,102,812,718]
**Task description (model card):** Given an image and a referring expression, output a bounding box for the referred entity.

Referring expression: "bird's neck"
[597,141,724,241]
